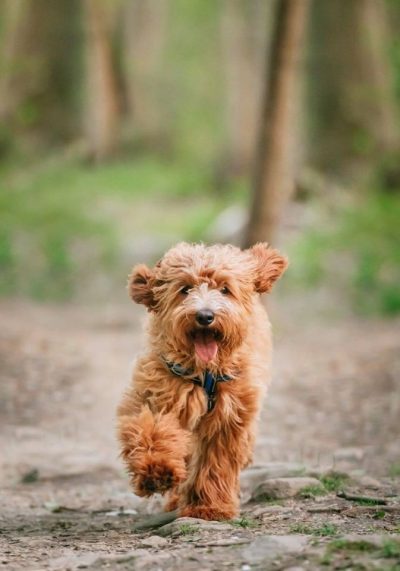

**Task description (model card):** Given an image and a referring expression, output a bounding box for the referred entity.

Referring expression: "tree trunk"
[308,0,399,181]
[221,0,272,175]
[84,0,120,161]
[0,0,82,151]
[245,0,310,247]
[0,0,27,123]
[123,0,168,147]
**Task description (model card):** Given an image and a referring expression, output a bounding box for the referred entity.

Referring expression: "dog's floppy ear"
[128,264,155,308]
[248,242,288,293]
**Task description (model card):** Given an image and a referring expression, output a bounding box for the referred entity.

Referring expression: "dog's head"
[128,242,287,365]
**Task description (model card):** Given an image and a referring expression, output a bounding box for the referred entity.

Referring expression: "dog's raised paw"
[133,461,185,497]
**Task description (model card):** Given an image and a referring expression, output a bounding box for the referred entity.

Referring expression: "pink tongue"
[194,337,218,363]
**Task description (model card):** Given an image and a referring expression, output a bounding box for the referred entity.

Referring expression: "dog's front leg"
[179,423,250,521]
[118,406,190,497]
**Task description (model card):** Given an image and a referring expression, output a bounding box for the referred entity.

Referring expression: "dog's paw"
[180,504,237,521]
[133,460,186,497]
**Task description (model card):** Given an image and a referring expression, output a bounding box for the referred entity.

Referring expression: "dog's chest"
[175,383,209,431]
[176,380,247,432]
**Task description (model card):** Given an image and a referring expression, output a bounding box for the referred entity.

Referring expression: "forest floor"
[1,300,400,570]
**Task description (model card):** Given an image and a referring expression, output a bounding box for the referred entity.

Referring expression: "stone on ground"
[241,462,306,502]
[156,517,234,537]
[252,477,324,501]
[241,535,308,565]
[140,535,169,548]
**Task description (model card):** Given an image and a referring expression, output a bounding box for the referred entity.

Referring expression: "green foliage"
[166,0,224,164]
[299,485,327,499]
[381,540,400,558]
[388,0,400,103]
[290,523,312,534]
[352,497,386,506]
[290,523,338,537]
[0,155,239,299]
[319,552,333,566]
[328,538,376,553]
[178,523,198,535]
[0,162,114,299]
[319,473,349,492]
[289,191,400,316]
[328,537,400,561]
[321,537,400,571]
[231,516,258,529]
[389,462,400,477]
[315,524,339,537]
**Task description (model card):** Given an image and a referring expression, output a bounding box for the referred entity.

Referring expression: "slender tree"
[245,0,310,246]
[221,0,272,175]
[122,0,168,147]
[308,0,399,180]
[84,0,120,161]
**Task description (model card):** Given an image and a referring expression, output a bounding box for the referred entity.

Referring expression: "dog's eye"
[220,286,230,295]
[180,285,192,295]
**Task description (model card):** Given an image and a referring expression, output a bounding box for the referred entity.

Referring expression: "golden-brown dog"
[117,242,287,520]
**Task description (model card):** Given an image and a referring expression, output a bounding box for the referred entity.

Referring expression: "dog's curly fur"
[117,242,287,520]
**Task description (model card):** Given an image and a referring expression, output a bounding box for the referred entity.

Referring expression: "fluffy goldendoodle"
[118,242,287,520]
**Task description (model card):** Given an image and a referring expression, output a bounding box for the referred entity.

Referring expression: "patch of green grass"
[319,552,333,566]
[299,485,327,499]
[290,523,313,534]
[288,191,400,316]
[290,523,339,537]
[353,498,385,506]
[179,523,198,535]
[373,510,387,520]
[380,540,400,559]
[314,524,339,537]
[319,473,349,492]
[231,516,258,529]
[321,538,400,571]
[21,468,39,484]
[328,538,377,553]
[389,463,400,478]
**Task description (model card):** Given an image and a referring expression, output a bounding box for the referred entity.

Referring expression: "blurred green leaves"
[0,161,114,299]
[289,191,400,316]
[0,155,237,300]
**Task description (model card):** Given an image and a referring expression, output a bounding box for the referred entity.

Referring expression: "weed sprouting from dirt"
[389,463,400,478]
[179,524,198,535]
[291,523,339,537]
[380,540,400,559]
[231,516,258,529]
[328,539,376,553]
[319,473,349,492]
[299,485,327,499]
[315,524,339,537]
[354,498,385,506]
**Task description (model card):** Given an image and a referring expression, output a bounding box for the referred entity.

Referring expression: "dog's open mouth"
[190,328,221,363]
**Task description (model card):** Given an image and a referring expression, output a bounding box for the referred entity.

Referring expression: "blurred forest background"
[1,0,400,315]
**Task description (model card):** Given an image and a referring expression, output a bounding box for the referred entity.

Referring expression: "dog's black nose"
[196,309,214,326]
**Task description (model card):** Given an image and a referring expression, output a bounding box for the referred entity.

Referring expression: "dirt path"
[1,301,399,570]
